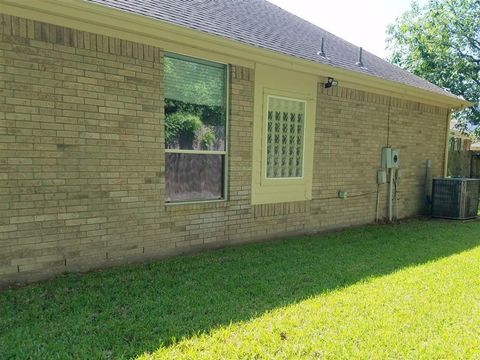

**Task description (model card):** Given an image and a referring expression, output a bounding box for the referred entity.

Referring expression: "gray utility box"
[431,178,480,219]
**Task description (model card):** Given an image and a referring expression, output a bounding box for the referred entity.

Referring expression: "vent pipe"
[317,37,326,57]
[356,47,364,67]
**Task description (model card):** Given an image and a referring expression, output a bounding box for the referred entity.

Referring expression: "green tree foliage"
[165,111,219,150]
[164,56,226,127]
[165,112,202,149]
[387,0,480,133]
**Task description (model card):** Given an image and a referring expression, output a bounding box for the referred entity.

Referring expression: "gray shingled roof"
[85,0,456,99]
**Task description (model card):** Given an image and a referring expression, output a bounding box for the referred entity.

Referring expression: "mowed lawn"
[1,220,480,359]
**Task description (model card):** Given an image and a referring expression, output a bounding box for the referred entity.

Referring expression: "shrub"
[165,112,202,149]
[199,127,217,150]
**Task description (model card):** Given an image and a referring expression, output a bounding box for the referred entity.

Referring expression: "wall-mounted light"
[324,77,338,89]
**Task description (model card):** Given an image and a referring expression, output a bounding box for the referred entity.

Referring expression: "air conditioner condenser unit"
[431,178,480,219]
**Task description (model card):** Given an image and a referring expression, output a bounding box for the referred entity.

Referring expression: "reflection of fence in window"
[165,154,223,202]
[266,96,305,179]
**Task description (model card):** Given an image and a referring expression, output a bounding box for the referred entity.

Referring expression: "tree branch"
[455,48,480,65]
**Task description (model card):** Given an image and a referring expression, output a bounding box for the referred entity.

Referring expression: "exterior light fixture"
[324,77,338,88]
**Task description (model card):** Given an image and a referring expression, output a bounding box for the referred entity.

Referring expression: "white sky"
[267,0,426,59]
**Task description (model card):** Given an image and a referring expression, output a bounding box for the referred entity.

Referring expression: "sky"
[267,0,426,59]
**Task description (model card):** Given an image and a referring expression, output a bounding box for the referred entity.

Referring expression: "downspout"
[443,109,452,177]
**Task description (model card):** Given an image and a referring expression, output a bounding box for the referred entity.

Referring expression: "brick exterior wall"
[0,15,448,287]
[313,86,447,229]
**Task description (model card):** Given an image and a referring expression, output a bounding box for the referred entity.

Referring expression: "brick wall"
[0,15,165,282]
[0,15,448,286]
[311,86,447,230]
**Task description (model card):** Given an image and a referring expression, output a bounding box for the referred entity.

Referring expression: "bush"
[199,127,216,150]
[165,112,202,149]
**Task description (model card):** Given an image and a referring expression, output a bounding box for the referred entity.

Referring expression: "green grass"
[1,219,480,359]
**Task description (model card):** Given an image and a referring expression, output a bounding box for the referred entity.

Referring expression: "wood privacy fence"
[448,151,480,178]
[472,153,480,178]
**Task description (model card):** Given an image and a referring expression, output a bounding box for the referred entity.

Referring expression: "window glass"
[266,96,305,178]
[165,153,223,202]
[164,54,227,202]
[165,56,226,151]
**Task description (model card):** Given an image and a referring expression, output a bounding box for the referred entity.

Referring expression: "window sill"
[164,199,228,212]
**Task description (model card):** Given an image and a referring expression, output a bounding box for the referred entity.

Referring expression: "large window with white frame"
[265,96,306,179]
[164,54,228,203]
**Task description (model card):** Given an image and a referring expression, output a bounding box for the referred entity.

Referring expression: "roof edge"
[0,0,472,109]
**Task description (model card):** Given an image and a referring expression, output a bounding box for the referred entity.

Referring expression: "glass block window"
[266,96,306,178]
[164,54,227,202]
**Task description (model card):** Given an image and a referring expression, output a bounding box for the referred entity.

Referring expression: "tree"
[387,0,480,135]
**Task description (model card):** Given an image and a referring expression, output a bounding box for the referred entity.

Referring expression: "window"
[164,54,227,203]
[250,63,317,205]
[266,96,306,179]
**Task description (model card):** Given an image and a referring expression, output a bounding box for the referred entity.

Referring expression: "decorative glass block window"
[265,96,306,178]
[164,54,227,202]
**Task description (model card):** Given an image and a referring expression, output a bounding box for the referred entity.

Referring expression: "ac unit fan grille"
[432,179,480,220]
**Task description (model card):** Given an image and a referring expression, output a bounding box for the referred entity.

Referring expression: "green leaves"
[387,0,480,134]
[165,112,202,149]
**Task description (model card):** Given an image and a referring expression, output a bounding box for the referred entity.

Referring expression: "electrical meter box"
[381,147,400,169]
[391,148,400,168]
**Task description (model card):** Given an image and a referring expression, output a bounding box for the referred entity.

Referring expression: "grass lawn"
[1,219,480,359]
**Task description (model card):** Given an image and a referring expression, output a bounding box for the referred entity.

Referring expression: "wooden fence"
[448,151,480,178]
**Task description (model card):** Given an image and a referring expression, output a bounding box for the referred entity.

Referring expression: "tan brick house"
[0,0,471,286]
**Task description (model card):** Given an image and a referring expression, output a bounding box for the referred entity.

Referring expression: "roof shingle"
[85,0,455,98]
